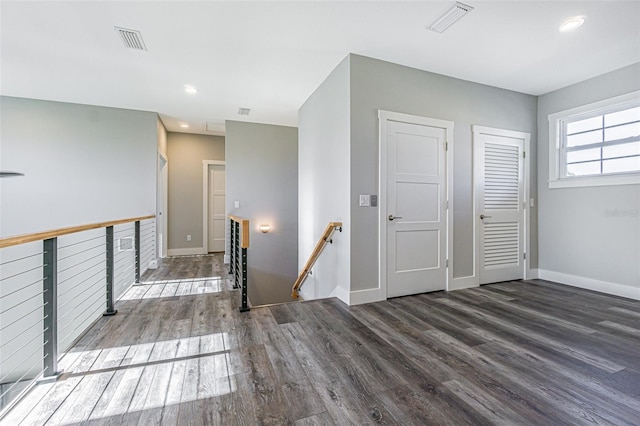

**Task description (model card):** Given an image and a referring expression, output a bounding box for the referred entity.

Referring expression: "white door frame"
[472,125,532,285]
[158,154,168,259]
[202,160,226,254]
[379,110,454,298]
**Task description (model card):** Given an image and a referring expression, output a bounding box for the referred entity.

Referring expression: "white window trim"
[548,90,640,189]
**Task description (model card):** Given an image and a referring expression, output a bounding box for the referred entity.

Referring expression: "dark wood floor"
[4,254,640,425]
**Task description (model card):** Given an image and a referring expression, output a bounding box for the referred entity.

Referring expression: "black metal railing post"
[233,221,240,289]
[42,237,59,379]
[104,226,117,316]
[239,247,250,312]
[134,220,141,284]
[229,218,235,276]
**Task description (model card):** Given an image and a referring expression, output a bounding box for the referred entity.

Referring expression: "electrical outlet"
[187,234,192,242]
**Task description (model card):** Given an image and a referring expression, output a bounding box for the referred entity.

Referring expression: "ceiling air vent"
[428,2,474,33]
[115,26,147,51]
[237,108,251,116]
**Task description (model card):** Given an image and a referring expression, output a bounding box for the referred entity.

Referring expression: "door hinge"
[523,151,526,159]
[446,200,449,209]
[523,253,527,260]
[445,142,449,151]
[446,259,449,268]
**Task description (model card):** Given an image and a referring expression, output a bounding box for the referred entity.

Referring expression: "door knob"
[480,214,492,220]
[388,214,403,221]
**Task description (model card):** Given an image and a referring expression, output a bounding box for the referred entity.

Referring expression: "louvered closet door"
[476,130,526,284]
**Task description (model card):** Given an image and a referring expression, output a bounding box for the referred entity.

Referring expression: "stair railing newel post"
[228,215,250,312]
[234,221,240,289]
[239,245,249,312]
[104,226,117,316]
[134,220,141,284]
[42,237,60,380]
[229,218,235,276]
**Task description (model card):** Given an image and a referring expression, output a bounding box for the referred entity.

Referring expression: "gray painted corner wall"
[157,118,168,159]
[348,54,538,291]
[0,96,158,384]
[0,96,157,236]
[298,55,351,300]
[225,120,298,305]
[537,63,640,289]
[167,132,224,250]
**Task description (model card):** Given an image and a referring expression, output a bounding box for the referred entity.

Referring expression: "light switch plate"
[234,201,240,208]
[359,194,370,207]
[370,195,378,207]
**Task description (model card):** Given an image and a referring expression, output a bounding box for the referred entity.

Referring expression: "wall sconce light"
[259,224,271,233]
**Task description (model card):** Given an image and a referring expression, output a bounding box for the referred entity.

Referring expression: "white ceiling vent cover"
[115,26,147,51]
[237,108,251,116]
[428,2,474,33]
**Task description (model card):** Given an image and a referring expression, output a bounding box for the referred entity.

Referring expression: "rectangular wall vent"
[237,108,251,116]
[118,237,134,251]
[428,2,474,33]
[115,26,147,51]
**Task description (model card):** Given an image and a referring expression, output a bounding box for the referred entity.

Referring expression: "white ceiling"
[1,1,639,135]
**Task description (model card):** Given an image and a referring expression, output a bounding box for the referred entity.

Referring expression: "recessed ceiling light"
[179,123,189,128]
[559,16,585,32]
[184,85,198,94]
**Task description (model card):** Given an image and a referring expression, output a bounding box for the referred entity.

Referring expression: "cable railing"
[228,215,250,313]
[0,215,155,418]
[291,222,342,299]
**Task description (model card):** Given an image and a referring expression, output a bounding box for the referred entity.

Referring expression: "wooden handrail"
[292,221,342,299]
[0,215,156,249]
[228,215,250,248]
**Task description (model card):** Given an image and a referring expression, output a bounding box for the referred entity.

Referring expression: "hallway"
[3,255,640,425]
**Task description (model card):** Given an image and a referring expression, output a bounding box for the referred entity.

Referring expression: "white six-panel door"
[385,119,449,298]
[474,126,529,284]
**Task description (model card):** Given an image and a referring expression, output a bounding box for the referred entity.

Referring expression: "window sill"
[549,173,640,189]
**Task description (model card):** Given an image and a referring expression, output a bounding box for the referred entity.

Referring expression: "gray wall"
[0,96,157,386]
[167,132,224,251]
[0,96,157,236]
[348,54,538,291]
[298,56,351,300]
[538,63,640,291]
[226,120,298,305]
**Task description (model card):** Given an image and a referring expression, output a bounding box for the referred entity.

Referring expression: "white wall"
[298,56,351,302]
[537,63,640,299]
[225,121,298,305]
[0,97,157,237]
[348,55,538,294]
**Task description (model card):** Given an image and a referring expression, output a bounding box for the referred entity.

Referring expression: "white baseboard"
[448,276,478,291]
[348,288,385,306]
[223,254,230,264]
[332,286,351,305]
[538,269,640,301]
[527,268,539,279]
[167,247,206,257]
